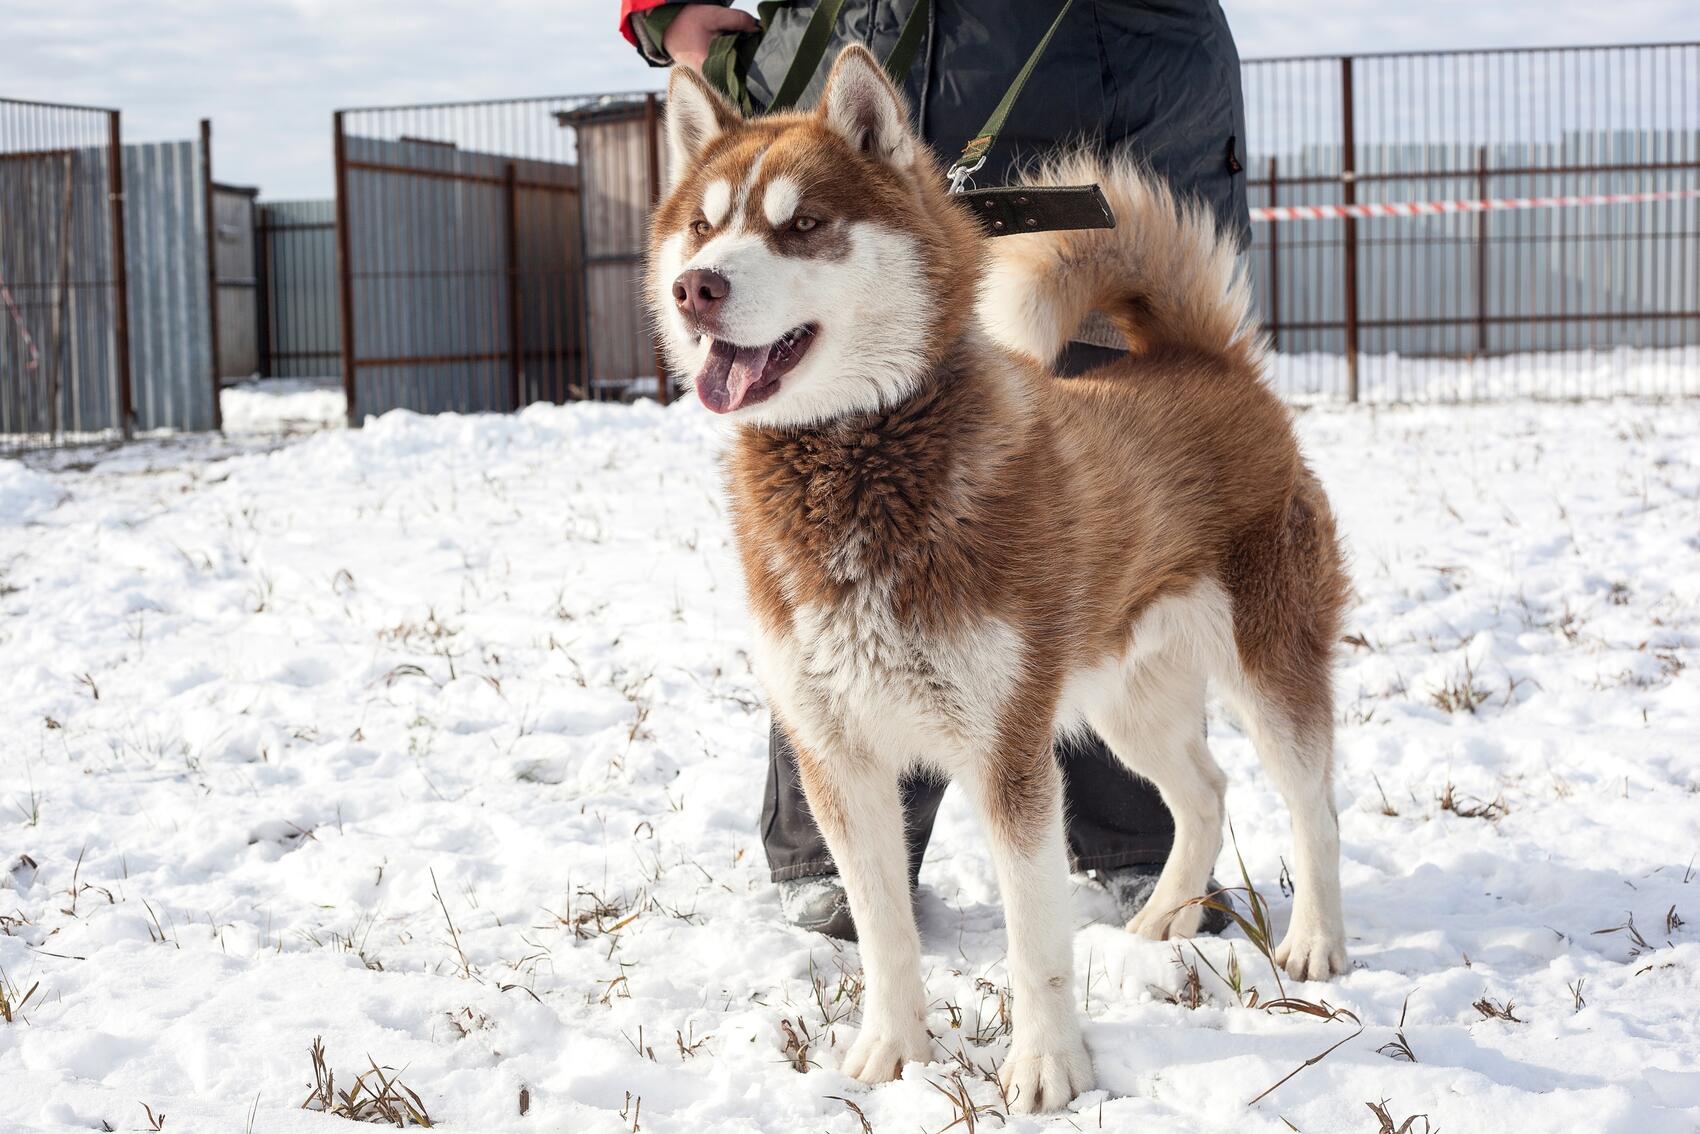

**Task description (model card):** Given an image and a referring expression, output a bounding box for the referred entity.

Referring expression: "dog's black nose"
[672,268,730,322]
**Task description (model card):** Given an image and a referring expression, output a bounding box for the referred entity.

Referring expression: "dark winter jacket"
[621,0,1249,245]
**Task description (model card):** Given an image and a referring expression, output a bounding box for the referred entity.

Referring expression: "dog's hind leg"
[963,735,1093,1113]
[1222,483,1350,981]
[1223,674,1347,981]
[1085,658,1226,940]
[789,733,932,1084]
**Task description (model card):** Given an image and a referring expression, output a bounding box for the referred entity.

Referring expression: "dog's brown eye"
[791,215,818,233]
[691,219,712,236]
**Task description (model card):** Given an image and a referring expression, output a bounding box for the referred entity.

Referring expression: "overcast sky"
[10,1,1698,199]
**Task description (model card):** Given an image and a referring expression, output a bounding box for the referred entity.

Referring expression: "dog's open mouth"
[692,325,817,414]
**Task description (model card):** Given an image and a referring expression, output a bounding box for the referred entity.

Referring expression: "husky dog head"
[648,47,979,428]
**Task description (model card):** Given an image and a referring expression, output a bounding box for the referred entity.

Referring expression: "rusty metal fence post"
[1475,144,1489,359]
[1266,155,1280,353]
[332,110,357,427]
[106,109,134,436]
[504,160,522,411]
[199,118,223,430]
[1338,56,1359,403]
[643,91,668,404]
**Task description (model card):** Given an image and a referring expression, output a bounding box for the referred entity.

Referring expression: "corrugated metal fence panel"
[259,199,339,379]
[213,187,259,379]
[578,114,656,390]
[0,145,121,440]
[123,140,215,432]
[514,176,586,404]
[343,135,578,417]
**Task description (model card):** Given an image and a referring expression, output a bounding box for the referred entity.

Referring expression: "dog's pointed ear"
[666,67,740,181]
[818,45,915,169]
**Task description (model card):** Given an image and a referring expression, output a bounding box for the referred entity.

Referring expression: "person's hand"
[662,4,759,72]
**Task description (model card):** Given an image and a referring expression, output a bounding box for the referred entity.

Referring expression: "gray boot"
[1093,864,1231,935]
[779,876,857,941]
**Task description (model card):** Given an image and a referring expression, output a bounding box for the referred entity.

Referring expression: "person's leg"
[1055,731,1175,872]
[764,723,947,883]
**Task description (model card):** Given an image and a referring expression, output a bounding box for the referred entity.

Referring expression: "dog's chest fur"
[727,376,1028,764]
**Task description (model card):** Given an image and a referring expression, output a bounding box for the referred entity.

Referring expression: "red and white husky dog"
[649,47,1351,1112]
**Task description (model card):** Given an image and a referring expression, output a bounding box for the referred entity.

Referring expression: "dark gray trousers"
[760,341,1178,883]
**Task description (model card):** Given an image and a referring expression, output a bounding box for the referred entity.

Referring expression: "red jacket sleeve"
[618,0,671,46]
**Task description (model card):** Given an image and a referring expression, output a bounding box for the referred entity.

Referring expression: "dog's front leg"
[790,735,931,1084]
[966,745,1094,1113]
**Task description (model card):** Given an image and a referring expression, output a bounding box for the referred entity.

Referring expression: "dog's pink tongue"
[694,340,772,414]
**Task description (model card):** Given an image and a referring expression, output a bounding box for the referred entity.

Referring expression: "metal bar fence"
[0,97,132,448]
[1244,41,1700,402]
[319,42,1695,418]
[331,93,664,423]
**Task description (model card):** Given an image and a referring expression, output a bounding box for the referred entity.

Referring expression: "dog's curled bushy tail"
[978,152,1261,371]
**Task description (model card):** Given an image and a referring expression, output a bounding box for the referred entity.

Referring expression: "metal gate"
[257,199,340,380]
[0,97,132,446]
[332,93,665,424]
[212,177,261,382]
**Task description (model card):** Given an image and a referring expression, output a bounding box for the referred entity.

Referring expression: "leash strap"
[946,0,1078,189]
[765,0,850,111]
[882,0,930,88]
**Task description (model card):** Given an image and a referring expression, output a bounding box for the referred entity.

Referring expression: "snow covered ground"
[1,381,1697,1133]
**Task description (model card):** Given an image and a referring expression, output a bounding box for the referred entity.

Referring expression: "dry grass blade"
[1376,993,1418,1062]
[1592,913,1656,957]
[1251,1020,1366,1108]
[1429,657,1490,714]
[1260,998,1361,1025]
[778,1018,814,1073]
[1471,996,1523,1023]
[1436,781,1508,821]
[430,869,476,980]
[1150,943,1205,1009]
[0,965,41,1025]
[1187,819,1289,1003]
[300,1035,434,1126]
[1372,773,1399,817]
[826,1094,875,1134]
[926,1070,1003,1133]
[1366,1098,1435,1133]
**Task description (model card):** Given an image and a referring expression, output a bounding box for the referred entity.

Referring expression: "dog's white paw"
[840,1018,930,1085]
[1003,1031,1094,1114]
[1126,895,1203,941]
[1274,923,1347,981]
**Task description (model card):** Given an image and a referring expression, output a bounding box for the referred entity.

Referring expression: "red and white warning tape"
[1249,186,1700,224]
